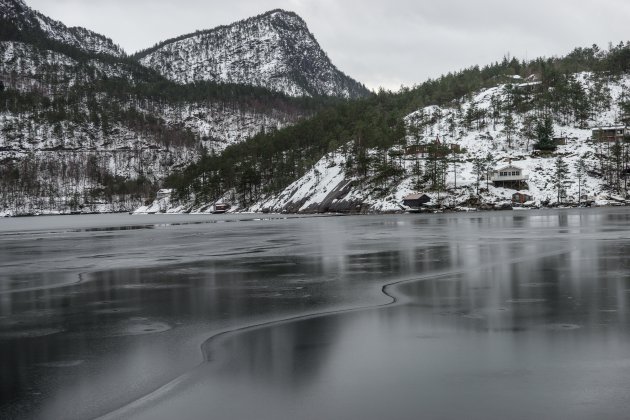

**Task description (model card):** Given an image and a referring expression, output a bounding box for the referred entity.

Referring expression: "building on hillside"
[491,164,529,189]
[405,141,461,157]
[512,81,540,94]
[512,191,533,204]
[591,126,629,143]
[213,203,230,214]
[553,136,567,146]
[402,193,431,209]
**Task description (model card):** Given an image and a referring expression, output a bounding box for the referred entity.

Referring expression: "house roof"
[403,193,428,200]
[592,125,627,130]
[496,165,523,172]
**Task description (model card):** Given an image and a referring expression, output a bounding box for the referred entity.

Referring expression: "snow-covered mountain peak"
[135,10,369,98]
[0,0,125,57]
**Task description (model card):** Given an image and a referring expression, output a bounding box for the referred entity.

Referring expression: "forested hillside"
[0,0,124,57]
[159,43,630,213]
[0,1,357,216]
[0,37,316,215]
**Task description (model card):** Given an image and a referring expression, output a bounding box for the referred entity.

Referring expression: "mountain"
[149,43,630,214]
[0,0,124,57]
[1,2,352,216]
[248,73,626,214]
[135,10,369,98]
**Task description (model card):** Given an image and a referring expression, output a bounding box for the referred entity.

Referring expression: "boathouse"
[402,193,431,208]
[512,191,533,204]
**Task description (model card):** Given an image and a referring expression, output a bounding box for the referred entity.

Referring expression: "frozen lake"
[1,210,630,419]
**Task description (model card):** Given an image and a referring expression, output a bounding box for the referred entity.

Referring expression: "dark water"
[1,210,630,419]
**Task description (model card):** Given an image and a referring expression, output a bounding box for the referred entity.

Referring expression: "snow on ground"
[252,154,346,212]
[138,72,630,214]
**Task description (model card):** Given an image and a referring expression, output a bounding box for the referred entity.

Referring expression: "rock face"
[0,0,125,57]
[135,10,369,98]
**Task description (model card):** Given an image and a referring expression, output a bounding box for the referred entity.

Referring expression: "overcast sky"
[28,0,630,91]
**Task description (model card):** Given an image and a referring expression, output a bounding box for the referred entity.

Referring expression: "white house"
[491,165,528,188]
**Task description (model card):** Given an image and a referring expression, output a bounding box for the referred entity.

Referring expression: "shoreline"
[2,201,627,218]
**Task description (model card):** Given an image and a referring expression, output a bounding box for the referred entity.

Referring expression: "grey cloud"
[28,0,630,91]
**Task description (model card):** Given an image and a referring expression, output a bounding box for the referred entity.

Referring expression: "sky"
[28,0,630,91]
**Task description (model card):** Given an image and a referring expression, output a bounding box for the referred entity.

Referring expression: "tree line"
[168,42,630,207]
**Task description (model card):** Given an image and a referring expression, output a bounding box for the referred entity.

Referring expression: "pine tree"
[575,157,586,204]
[554,156,569,203]
[484,153,494,190]
[534,116,556,151]
[502,113,515,148]
[472,157,487,196]
[611,141,623,193]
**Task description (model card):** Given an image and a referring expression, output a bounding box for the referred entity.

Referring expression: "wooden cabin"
[592,126,629,143]
[402,193,431,208]
[405,143,460,157]
[512,191,533,204]
[553,136,567,146]
[213,203,230,214]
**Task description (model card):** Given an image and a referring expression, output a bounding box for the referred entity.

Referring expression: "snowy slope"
[0,95,300,216]
[0,0,125,57]
[0,3,312,216]
[146,72,630,215]
[0,41,138,94]
[136,10,369,98]
[267,73,628,212]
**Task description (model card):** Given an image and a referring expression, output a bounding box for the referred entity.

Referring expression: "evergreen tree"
[554,156,569,203]
[502,113,516,148]
[472,157,487,196]
[484,153,494,190]
[534,116,556,151]
[411,158,423,190]
[611,141,623,193]
[575,157,586,204]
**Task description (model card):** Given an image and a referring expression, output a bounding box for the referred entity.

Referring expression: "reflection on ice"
[0,209,630,419]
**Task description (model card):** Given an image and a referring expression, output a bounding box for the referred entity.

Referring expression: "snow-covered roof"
[496,165,523,172]
[592,125,627,130]
[403,193,428,200]
[515,81,541,88]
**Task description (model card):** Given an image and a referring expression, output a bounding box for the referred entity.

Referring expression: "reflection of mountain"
[210,315,341,390]
[394,219,629,334]
[3,210,630,419]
